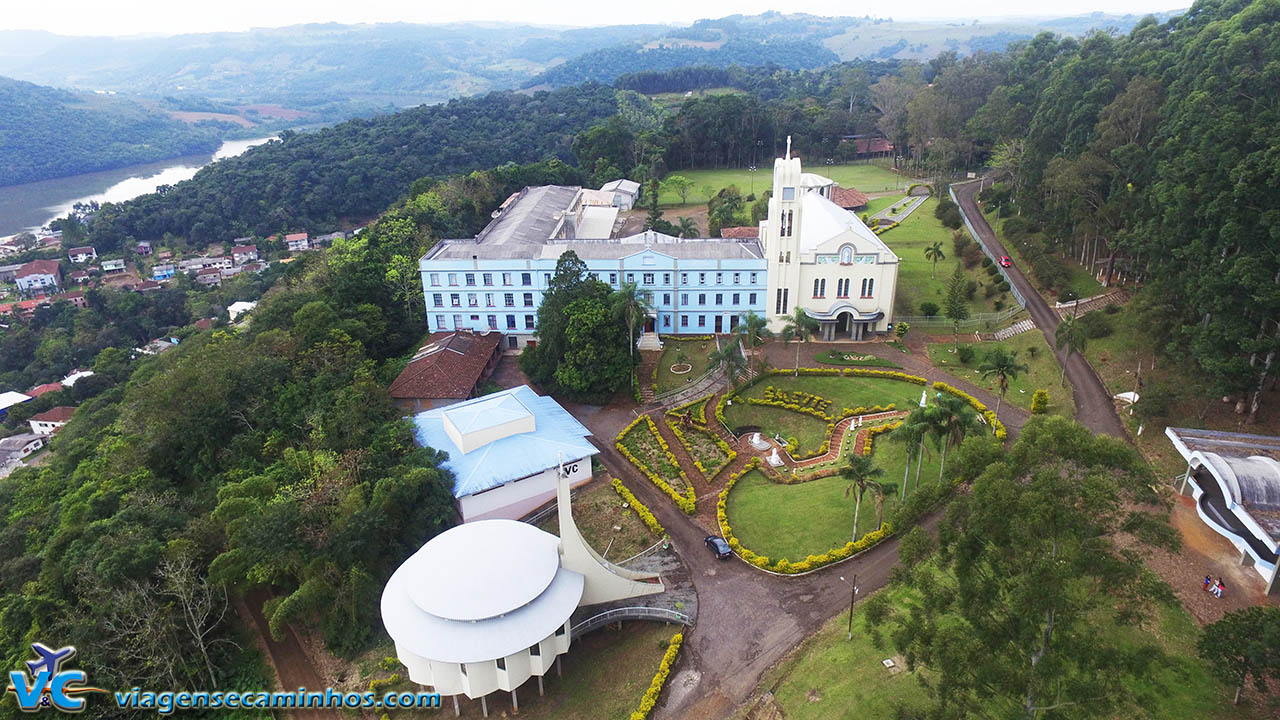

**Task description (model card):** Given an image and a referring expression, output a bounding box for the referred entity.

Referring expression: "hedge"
[616,415,697,514]
[931,381,1007,440]
[1030,389,1049,415]
[610,478,666,538]
[715,457,893,574]
[665,394,711,426]
[629,632,684,720]
[659,334,713,341]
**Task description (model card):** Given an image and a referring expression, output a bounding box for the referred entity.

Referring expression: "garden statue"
[767,447,783,467]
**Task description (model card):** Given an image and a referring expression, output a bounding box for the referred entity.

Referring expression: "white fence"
[949,183,1028,309]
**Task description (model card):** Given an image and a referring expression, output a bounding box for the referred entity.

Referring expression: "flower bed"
[665,394,711,426]
[747,387,895,424]
[629,632,683,720]
[616,415,696,514]
[666,417,736,481]
[610,478,666,538]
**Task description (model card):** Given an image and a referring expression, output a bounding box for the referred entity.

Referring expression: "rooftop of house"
[719,226,760,239]
[68,246,95,255]
[410,385,597,498]
[389,330,503,401]
[27,383,64,398]
[0,433,44,452]
[831,186,871,209]
[601,178,641,195]
[31,406,75,424]
[285,232,309,242]
[0,391,31,410]
[16,260,60,278]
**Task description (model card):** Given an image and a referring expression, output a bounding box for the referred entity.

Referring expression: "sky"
[4,0,1187,36]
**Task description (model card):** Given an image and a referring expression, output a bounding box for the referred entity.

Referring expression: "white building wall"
[458,458,592,522]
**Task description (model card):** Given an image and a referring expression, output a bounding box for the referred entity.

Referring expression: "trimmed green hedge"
[629,633,683,720]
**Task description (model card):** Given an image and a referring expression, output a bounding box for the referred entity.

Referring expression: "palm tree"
[842,453,885,541]
[611,281,652,360]
[891,409,930,500]
[926,395,977,483]
[708,343,747,388]
[737,311,771,353]
[676,216,699,238]
[978,347,1029,435]
[780,307,819,377]
[1055,314,1088,386]
[924,241,946,279]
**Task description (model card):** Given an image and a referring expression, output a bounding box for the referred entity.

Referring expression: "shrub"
[611,478,666,537]
[951,231,971,255]
[981,256,993,268]
[1001,215,1038,239]
[1030,389,1050,414]
[1079,310,1114,339]
[629,633,684,720]
[993,299,1005,311]
[964,279,978,301]
[998,280,1010,292]
[934,197,962,229]
[919,301,940,318]
[1104,303,1121,315]
[957,345,975,364]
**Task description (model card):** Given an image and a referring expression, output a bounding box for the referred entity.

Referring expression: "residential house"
[39,236,60,248]
[100,258,126,273]
[240,261,265,274]
[831,186,871,212]
[285,232,310,251]
[231,245,259,265]
[601,179,642,211]
[178,258,206,274]
[156,250,173,261]
[27,383,64,399]
[60,291,86,308]
[0,391,31,419]
[0,433,47,464]
[68,246,97,263]
[227,301,257,322]
[719,226,760,239]
[68,270,90,285]
[0,244,21,258]
[232,236,254,246]
[136,338,178,355]
[14,260,61,294]
[29,406,75,435]
[194,318,213,330]
[152,263,176,280]
[840,135,895,159]
[220,266,243,279]
[312,232,343,246]
[134,240,153,256]
[132,280,162,293]
[388,330,504,413]
[195,268,222,287]
[205,256,232,270]
[61,369,94,387]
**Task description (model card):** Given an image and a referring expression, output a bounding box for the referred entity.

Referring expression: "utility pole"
[840,574,859,640]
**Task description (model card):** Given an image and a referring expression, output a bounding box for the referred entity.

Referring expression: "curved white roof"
[798,191,897,259]
[404,520,562,621]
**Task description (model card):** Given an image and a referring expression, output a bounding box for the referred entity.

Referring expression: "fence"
[895,305,1025,330]
[571,606,692,637]
[949,182,1028,309]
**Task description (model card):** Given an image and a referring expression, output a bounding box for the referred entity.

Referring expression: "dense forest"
[0,77,223,186]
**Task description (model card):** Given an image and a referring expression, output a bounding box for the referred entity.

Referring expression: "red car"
[999,255,1013,268]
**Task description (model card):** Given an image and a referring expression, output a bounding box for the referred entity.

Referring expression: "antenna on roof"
[785,135,792,160]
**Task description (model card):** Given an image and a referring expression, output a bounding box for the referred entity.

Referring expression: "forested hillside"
[0,77,222,186]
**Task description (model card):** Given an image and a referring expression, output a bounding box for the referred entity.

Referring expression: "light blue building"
[419,185,768,349]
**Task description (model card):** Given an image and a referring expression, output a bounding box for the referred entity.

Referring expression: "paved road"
[953,180,1127,439]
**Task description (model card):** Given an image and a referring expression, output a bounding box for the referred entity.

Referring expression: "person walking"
[1203,574,1213,591]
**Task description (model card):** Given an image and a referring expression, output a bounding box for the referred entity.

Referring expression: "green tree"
[978,347,1029,434]
[780,307,818,377]
[924,241,946,279]
[926,394,977,483]
[892,416,1172,719]
[1054,313,1088,386]
[891,408,930,499]
[841,452,885,541]
[644,177,663,230]
[520,251,608,386]
[676,216,699,238]
[660,174,695,205]
[943,264,970,350]
[708,343,747,388]
[554,297,634,403]
[1198,606,1280,706]
[611,281,652,360]
[1030,389,1050,414]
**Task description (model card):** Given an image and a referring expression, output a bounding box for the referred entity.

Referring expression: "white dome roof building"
[381,461,664,715]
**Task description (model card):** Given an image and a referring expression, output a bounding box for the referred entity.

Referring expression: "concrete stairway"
[636,332,664,352]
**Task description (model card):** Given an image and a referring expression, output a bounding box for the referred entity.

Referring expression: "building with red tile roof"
[14,259,61,294]
[29,406,76,435]
[27,383,65,398]
[719,226,759,239]
[832,186,871,210]
[389,330,504,412]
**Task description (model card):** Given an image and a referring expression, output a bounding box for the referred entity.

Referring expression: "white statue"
[919,389,928,408]
[767,447,783,467]
[751,432,770,451]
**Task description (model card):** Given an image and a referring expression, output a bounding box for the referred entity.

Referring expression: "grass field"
[655,338,718,393]
[655,162,906,206]
[757,573,1240,720]
[924,332,1072,414]
[647,87,744,111]
[882,197,1011,318]
[540,478,658,561]
[726,435,940,560]
[723,374,925,453]
[863,195,903,215]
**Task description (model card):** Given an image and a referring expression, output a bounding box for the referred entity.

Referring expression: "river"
[0,137,274,239]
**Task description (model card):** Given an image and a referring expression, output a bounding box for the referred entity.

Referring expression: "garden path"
[869,192,928,224]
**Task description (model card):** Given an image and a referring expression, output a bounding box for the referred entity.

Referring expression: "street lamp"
[748,165,758,194]
[839,574,859,640]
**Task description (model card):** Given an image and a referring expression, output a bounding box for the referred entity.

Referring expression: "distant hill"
[0,76,222,186]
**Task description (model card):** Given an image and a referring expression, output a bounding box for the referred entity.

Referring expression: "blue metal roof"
[411,385,598,498]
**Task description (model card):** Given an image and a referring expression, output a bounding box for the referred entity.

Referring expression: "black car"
[705,535,732,559]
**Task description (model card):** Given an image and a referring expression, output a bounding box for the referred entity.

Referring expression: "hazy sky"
[6,0,1185,36]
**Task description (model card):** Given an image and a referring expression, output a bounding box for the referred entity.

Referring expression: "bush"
[1030,389,1049,414]
[1001,216,1038,239]
[993,299,1005,311]
[611,478,666,537]
[982,256,993,268]
[629,633,684,720]
[919,301,940,318]
[1079,310,1114,339]
[964,279,978,301]
[934,198,962,229]
[961,243,984,268]
[957,345,975,364]
[998,280,1011,293]
[1104,303,1121,315]
[951,231,971,255]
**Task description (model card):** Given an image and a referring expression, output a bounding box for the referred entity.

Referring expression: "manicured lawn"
[655,163,905,206]
[758,576,1238,720]
[727,435,940,561]
[883,197,1011,318]
[539,478,659,561]
[863,195,902,215]
[666,418,730,478]
[924,332,1073,414]
[619,418,689,494]
[722,374,926,455]
[655,338,718,393]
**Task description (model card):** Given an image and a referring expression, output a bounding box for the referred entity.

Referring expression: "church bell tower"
[764,136,804,330]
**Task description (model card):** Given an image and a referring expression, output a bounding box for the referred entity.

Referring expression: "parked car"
[999,255,1013,268]
[705,535,732,559]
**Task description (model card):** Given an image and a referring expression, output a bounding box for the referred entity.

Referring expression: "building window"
[840,246,854,265]
[432,293,443,307]
[698,293,706,305]
[454,314,464,327]
[504,293,514,307]
[734,272,740,284]
[680,293,688,305]
[436,314,447,328]
[525,315,535,330]
[749,292,757,305]
[530,644,540,657]
[663,293,671,305]
[506,314,517,329]
[523,292,534,307]
[451,294,461,307]
[465,273,476,286]
[782,187,795,200]
[699,272,706,285]
[837,279,850,298]
[681,315,688,327]
[681,272,688,284]
[664,273,671,284]
[626,273,634,284]
[482,273,493,285]
[716,272,723,284]
[448,272,458,286]
[643,272,654,285]
[785,251,791,263]
[663,315,671,327]
[813,279,825,298]
[521,272,532,286]
[775,288,789,314]
[544,273,552,285]
[861,278,875,298]
[466,294,477,307]
[496,658,506,671]
[698,315,706,327]
[732,293,740,304]
[485,293,494,307]
[503,272,512,285]
[609,272,617,285]
[488,315,498,330]
[429,272,440,286]
[715,293,723,305]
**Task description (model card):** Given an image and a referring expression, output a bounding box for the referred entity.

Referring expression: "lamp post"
[748,165,758,195]
[839,574,859,640]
